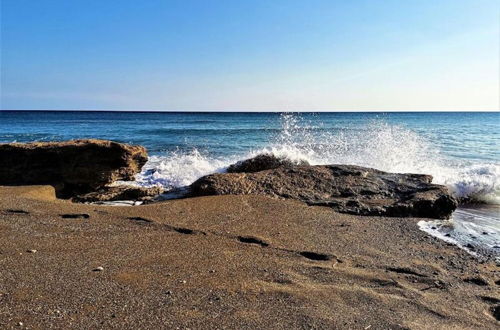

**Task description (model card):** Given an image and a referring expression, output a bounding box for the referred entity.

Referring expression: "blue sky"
[1,0,499,111]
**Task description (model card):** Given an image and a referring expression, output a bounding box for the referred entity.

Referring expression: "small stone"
[208,270,216,273]
[93,266,104,272]
[180,280,187,284]
[166,290,173,295]
[27,249,37,253]
[17,322,23,326]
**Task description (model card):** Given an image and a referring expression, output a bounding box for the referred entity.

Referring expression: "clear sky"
[1,0,499,111]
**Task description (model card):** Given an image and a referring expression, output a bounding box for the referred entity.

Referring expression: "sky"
[1,0,499,111]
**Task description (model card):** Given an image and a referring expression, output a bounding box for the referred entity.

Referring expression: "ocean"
[1,111,499,258]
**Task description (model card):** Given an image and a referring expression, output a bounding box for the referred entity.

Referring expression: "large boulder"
[190,157,457,219]
[0,139,148,198]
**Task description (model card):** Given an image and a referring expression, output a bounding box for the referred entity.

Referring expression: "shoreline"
[1,185,499,328]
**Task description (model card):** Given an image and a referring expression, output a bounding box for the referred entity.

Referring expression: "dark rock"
[190,156,457,219]
[0,139,148,198]
[72,185,163,203]
[227,154,309,173]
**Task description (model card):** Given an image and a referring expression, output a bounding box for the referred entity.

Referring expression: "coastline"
[1,185,498,329]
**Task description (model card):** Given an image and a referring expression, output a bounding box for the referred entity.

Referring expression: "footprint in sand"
[60,214,90,219]
[237,236,269,247]
[127,216,153,224]
[6,209,29,214]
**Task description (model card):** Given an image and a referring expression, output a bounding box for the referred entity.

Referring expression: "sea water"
[1,111,498,257]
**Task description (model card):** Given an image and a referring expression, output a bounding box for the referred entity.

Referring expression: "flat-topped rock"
[190,156,457,219]
[227,154,309,173]
[0,139,148,198]
[73,185,164,203]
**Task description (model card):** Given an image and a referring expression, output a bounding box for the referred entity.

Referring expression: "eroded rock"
[190,156,457,219]
[227,154,309,173]
[73,185,164,203]
[0,139,147,198]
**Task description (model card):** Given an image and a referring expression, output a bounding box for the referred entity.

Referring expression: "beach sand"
[0,185,498,329]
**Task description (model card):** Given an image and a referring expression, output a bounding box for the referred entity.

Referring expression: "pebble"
[180,280,187,284]
[208,269,216,273]
[166,290,173,295]
[93,266,104,272]
[17,322,23,326]
[27,249,37,253]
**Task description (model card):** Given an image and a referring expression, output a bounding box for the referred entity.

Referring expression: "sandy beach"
[1,185,498,329]
[2,1,499,328]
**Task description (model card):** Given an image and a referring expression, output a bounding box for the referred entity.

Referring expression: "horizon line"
[1,109,499,113]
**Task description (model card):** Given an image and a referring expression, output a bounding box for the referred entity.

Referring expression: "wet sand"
[0,185,499,329]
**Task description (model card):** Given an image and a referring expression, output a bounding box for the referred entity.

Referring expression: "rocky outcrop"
[0,139,148,198]
[190,156,457,219]
[227,154,309,173]
[72,185,164,203]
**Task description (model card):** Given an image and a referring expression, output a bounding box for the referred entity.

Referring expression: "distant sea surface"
[1,111,499,258]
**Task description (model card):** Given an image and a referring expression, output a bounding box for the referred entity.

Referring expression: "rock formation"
[190,155,457,219]
[0,139,148,198]
[227,154,309,173]
[73,185,164,203]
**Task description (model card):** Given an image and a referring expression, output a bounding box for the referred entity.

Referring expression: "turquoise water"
[1,111,499,257]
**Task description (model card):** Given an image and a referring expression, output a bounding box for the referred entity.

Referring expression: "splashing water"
[134,112,499,205]
[134,148,232,189]
[266,114,499,204]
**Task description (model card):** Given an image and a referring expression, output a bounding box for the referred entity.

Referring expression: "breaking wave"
[135,113,499,204]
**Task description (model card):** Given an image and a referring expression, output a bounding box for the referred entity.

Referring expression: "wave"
[134,113,499,205]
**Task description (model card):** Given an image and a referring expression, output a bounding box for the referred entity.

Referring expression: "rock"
[190,156,457,219]
[72,185,164,203]
[27,249,37,253]
[0,139,148,198]
[227,154,309,173]
[93,266,104,272]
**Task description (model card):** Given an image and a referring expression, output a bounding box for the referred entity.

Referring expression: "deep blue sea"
[1,111,499,257]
